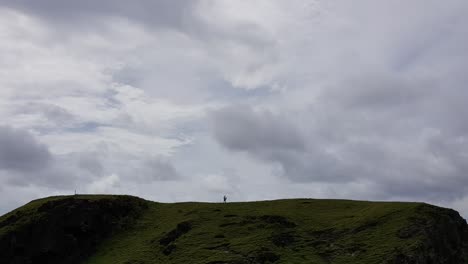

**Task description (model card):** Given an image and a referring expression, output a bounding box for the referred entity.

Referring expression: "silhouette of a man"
[223,195,227,203]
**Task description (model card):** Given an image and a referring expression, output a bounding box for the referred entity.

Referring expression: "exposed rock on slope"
[390,205,468,263]
[0,195,147,264]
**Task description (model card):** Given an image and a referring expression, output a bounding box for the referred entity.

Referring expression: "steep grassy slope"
[0,195,467,264]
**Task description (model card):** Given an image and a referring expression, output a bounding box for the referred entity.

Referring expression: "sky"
[1,0,468,218]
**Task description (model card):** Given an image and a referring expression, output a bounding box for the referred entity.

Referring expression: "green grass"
[2,195,453,264]
[79,198,426,264]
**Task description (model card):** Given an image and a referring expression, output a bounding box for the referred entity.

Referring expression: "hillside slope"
[0,195,467,264]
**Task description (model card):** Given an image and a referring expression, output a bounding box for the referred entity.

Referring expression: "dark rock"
[159,221,192,246]
[251,248,280,263]
[162,244,176,255]
[388,205,468,263]
[352,220,379,233]
[0,196,148,264]
[259,215,296,228]
[224,214,238,218]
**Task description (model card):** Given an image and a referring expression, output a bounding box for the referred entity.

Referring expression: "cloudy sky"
[1,0,468,217]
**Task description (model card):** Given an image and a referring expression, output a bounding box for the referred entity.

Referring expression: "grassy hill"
[1,195,467,264]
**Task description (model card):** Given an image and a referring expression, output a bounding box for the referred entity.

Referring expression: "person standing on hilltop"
[223,195,227,203]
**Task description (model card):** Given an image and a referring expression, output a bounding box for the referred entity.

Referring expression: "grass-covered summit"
[0,195,467,264]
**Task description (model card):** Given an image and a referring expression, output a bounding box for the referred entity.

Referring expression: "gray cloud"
[212,105,354,183]
[0,127,101,190]
[0,0,195,29]
[77,152,103,175]
[1,1,468,218]
[212,71,468,201]
[0,126,52,171]
[325,73,431,111]
[0,126,86,190]
[212,105,305,153]
[16,102,77,129]
[140,158,179,181]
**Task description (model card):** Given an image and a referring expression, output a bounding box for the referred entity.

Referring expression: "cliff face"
[390,205,468,264]
[0,196,467,264]
[0,196,148,264]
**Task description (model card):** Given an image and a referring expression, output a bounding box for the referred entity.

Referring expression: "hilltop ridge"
[0,195,467,264]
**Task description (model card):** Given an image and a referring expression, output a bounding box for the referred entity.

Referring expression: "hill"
[0,195,467,264]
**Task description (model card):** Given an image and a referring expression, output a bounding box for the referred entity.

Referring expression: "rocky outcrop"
[0,196,148,264]
[389,204,468,264]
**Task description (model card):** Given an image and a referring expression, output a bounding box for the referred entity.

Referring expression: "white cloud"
[87,173,121,194]
[1,1,468,219]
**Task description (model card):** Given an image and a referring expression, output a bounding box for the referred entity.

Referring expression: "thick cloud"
[213,105,305,153]
[77,152,103,175]
[0,126,51,171]
[140,158,180,181]
[1,1,468,218]
[0,0,195,29]
[0,126,90,189]
[212,86,468,201]
[212,106,355,183]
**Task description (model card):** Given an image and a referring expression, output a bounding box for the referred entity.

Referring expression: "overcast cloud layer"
[1,0,468,218]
